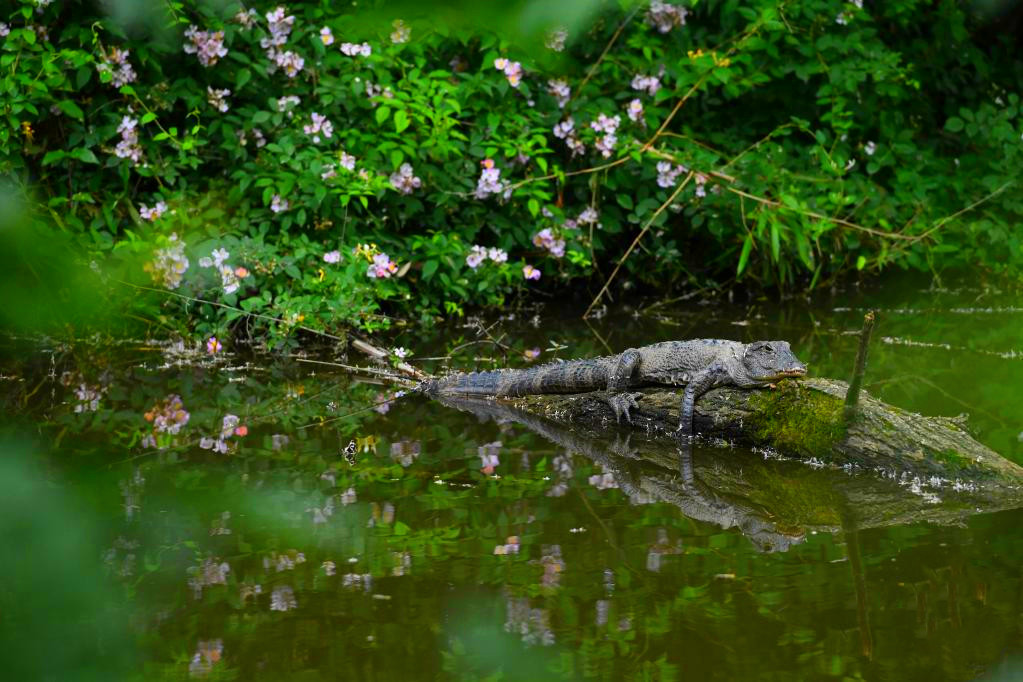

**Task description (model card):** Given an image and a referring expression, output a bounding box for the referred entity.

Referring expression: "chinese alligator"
[423,339,808,439]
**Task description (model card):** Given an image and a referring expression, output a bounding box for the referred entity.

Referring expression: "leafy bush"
[2,0,1021,341]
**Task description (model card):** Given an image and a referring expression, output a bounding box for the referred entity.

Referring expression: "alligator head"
[742,340,808,383]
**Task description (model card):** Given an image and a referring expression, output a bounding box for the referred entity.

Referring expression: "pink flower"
[465,245,487,269]
[475,159,506,199]
[324,250,341,264]
[139,201,168,221]
[389,163,422,194]
[207,337,222,354]
[367,253,398,278]
[183,26,228,67]
[340,42,372,57]
[270,194,288,213]
[207,86,231,113]
[320,27,334,45]
[235,425,248,437]
[626,98,645,122]
[303,112,334,143]
[523,264,541,280]
[390,19,411,44]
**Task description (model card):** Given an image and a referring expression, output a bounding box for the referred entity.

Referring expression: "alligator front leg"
[605,348,642,423]
[676,362,727,441]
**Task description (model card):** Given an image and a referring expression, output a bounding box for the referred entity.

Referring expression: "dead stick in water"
[844,311,877,420]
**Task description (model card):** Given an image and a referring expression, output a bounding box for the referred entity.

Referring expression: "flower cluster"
[545,27,568,51]
[186,558,230,599]
[234,8,258,28]
[114,115,142,164]
[261,7,303,77]
[532,228,566,258]
[694,172,708,198]
[656,161,688,188]
[389,163,422,194]
[631,73,661,96]
[465,245,508,269]
[271,194,289,213]
[341,42,372,57]
[475,159,507,199]
[144,394,190,436]
[0,23,9,38]
[493,57,523,87]
[478,441,501,474]
[198,247,247,295]
[206,86,231,113]
[276,95,300,115]
[95,46,137,88]
[646,1,689,33]
[590,113,621,158]
[183,25,228,67]
[139,201,167,221]
[547,79,570,108]
[270,585,297,611]
[523,264,542,280]
[576,206,600,227]
[303,112,333,143]
[323,250,341,264]
[367,253,398,278]
[364,81,394,103]
[238,128,266,147]
[188,640,224,678]
[626,98,644,123]
[144,233,189,289]
[390,19,411,44]
[73,383,106,413]
[199,414,248,453]
[494,535,520,555]
[553,119,585,156]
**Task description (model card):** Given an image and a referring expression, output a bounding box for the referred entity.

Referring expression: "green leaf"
[71,148,99,164]
[141,112,157,124]
[42,150,66,166]
[56,100,84,121]
[527,198,539,217]
[737,234,754,276]
[252,111,270,124]
[944,116,964,133]
[394,110,410,133]
[616,194,634,210]
[375,106,391,125]
[856,255,867,270]
[422,260,439,280]
[236,68,251,90]
[770,220,780,262]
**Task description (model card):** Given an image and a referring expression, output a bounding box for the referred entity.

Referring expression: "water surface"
[3,277,1022,681]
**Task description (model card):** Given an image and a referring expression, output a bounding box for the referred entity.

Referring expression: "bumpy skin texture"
[425,339,808,439]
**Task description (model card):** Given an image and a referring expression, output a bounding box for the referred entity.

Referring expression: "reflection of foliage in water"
[3,280,1023,680]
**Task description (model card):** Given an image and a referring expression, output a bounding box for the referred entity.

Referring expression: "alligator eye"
[764,344,774,352]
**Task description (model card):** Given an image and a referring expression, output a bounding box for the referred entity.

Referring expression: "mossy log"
[501,378,1023,485]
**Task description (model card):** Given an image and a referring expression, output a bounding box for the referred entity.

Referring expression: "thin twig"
[909,179,1014,243]
[571,7,641,101]
[583,172,693,318]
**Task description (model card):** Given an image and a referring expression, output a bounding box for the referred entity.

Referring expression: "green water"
[3,278,1023,681]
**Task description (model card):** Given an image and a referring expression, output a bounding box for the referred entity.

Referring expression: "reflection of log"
[499,378,1023,484]
[437,395,1023,553]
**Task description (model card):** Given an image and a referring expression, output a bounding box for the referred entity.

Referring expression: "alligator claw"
[606,392,641,424]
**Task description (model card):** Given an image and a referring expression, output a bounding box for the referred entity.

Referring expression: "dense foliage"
[2,0,1021,340]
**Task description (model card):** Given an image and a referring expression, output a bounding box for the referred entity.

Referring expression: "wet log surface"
[437,387,1023,552]
[487,377,1023,485]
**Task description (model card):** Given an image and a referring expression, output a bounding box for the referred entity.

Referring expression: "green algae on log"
[502,378,1023,484]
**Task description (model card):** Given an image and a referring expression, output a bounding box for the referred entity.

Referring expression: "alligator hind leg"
[605,348,642,423]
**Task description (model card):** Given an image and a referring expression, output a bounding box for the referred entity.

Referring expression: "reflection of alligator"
[437,394,805,552]
[425,339,806,439]
[436,394,1023,552]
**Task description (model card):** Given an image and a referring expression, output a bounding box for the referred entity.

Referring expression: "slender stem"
[844,311,876,419]
[583,172,693,318]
